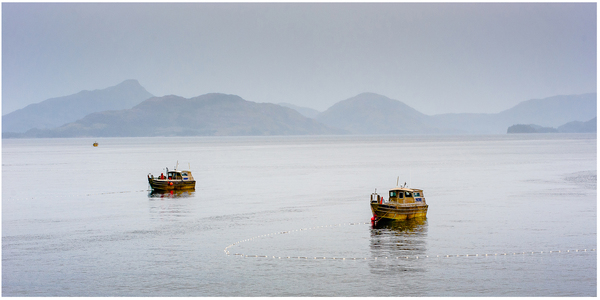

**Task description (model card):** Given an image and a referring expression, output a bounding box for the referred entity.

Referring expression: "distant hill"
[507,124,558,133]
[2,79,153,133]
[316,92,596,135]
[430,93,597,134]
[497,94,597,127]
[507,117,596,134]
[558,117,597,133]
[278,103,320,118]
[17,93,344,137]
[315,93,449,134]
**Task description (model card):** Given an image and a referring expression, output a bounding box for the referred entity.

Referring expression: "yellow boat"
[370,183,428,225]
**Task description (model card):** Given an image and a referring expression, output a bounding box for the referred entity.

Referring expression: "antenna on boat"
[175,161,179,170]
[396,176,399,187]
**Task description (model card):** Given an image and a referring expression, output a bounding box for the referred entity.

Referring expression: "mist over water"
[2,134,596,296]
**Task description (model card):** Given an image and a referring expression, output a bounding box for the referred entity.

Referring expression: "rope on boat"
[224,222,596,261]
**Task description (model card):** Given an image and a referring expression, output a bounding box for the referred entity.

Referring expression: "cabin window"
[389,191,403,198]
[405,191,412,197]
[182,172,188,176]
[414,192,421,197]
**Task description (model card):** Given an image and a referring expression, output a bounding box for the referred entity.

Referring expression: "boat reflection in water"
[369,218,428,274]
[147,190,196,220]
[148,190,195,199]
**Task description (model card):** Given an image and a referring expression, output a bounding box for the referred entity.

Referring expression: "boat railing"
[148,174,174,180]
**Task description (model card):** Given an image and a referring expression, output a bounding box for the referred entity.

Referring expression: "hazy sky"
[2,2,596,115]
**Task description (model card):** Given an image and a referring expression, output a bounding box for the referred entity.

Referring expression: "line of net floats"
[224,222,595,261]
[8,190,150,201]
[226,249,596,261]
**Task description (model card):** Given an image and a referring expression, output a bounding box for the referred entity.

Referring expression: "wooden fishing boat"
[148,167,196,191]
[370,183,428,224]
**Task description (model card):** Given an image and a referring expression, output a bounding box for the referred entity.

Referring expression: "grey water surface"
[2,134,596,296]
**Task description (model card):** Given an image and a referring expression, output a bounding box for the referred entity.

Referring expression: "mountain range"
[3,79,153,133]
[11,94,343,137]
[429,93,597,134]
[316,92,596,135]
[3,80,596,138]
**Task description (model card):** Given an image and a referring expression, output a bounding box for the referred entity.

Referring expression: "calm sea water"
[2,134,596,296]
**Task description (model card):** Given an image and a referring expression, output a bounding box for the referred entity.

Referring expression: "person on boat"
[160,173,165,179]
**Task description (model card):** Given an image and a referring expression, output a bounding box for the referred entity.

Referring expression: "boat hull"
[148,177,196,191]
[370,202,428,221]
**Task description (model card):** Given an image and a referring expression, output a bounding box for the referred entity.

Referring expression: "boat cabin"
[166,170,194,181]
[388,188,425,204]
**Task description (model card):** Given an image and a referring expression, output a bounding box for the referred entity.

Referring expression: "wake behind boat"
[148,164,196,191]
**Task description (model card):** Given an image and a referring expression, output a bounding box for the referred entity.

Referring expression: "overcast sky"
[2,2,596,115]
